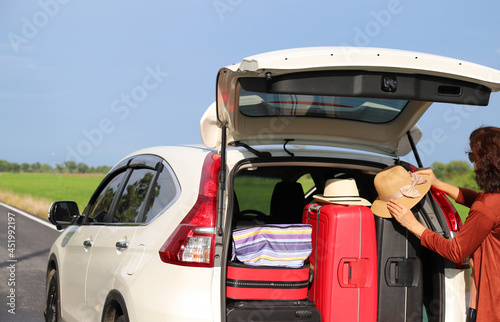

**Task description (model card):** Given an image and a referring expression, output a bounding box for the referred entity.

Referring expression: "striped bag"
[232,224,313,268]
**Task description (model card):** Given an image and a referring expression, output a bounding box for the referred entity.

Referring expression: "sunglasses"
[466,152,474,163]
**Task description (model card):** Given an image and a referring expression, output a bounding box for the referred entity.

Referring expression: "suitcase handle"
[384,257,420,287]
[338,258,371,288]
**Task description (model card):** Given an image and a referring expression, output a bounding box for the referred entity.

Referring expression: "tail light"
[403,162,469,268]
[430,187,463,233]
[159,152,221,267]
[402,162,464,232]
[430,187,469,268]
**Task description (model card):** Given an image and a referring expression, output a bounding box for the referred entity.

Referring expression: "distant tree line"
[0,160,111,174]
[431,160,478,191]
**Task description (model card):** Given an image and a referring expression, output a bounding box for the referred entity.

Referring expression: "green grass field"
[234,175,315,215]
[0,172,470,226]
[0,173,104,211]
[449,198,470,224]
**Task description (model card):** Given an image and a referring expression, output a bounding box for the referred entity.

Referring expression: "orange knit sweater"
[421,188,500,322]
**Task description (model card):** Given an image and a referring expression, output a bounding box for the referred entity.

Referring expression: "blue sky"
[1,0,500,167]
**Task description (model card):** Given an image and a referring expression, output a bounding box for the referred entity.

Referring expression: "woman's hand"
[414,167,460,201]
[414,167,439,186]
[387,199,426,239]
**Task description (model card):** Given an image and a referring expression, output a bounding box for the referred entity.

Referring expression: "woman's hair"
[470,126,500,193]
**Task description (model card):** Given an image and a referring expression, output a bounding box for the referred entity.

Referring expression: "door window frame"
[82,154,181,226]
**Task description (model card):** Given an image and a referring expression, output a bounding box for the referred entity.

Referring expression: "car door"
[84,155,164,320]
[59,169,127,321]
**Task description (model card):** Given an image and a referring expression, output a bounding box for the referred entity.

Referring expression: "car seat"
[269,181,306,224]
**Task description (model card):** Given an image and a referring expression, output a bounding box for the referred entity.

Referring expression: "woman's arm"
[390,199,494,263]
[387,200,426,238]
[469,258,477,310]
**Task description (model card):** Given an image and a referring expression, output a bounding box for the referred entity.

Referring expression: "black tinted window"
[239,89,407,123]
[143,164,179,223]
[114,169,156,223]
[86,171,126,223]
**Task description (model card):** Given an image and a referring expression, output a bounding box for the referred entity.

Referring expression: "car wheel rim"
[47,280,58,322]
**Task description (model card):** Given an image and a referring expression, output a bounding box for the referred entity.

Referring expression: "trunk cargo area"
[223,160,448,322]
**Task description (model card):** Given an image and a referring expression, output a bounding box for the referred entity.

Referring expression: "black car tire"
[115,316,127,322]
[45,269,60,322]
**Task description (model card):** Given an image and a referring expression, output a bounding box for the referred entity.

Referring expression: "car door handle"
[116,241,129,251]
[83,240,93,248]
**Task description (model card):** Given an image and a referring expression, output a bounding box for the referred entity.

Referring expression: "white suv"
[45,47,500,322]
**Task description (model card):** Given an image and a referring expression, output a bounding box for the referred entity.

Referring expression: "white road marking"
[0,201,58,231]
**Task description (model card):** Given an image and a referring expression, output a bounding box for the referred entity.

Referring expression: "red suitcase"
[303,203,378,322]
[226,261,311,301]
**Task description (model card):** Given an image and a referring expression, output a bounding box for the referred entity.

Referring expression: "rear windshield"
[239,89,408,123]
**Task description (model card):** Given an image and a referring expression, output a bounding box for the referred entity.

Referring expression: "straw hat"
[313,178,371,206]
[371,165,431,218]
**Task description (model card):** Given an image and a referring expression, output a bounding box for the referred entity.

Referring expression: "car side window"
[114,168,156,223]
[85,156,180,225]
[143,162,179,223]
[86,171,127,223]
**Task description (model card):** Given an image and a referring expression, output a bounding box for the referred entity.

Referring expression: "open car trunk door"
[202,47,500,157]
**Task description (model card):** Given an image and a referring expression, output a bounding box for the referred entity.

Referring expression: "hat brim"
[370,174,431,218]
[313,195,372,206]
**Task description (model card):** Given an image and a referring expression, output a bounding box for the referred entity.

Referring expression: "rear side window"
[143,163,179,223]
[114,161,180,224]
[114,168,156,223]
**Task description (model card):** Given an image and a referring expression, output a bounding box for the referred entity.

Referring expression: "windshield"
[239,90,408,123]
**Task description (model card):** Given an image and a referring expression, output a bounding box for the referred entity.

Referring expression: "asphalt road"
[0,203,60,322]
